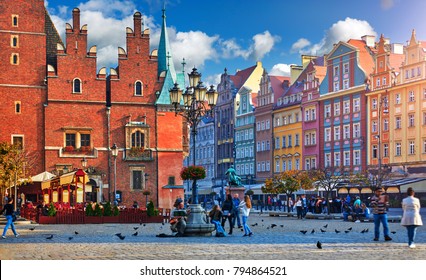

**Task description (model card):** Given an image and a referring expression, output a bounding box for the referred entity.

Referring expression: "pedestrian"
[1,198,19,239]
[370,187,392,241]
[401,187,423,248]
[301,194,307,218]
[209,205,226,237]
[132,201,139,209]
[232,193,242,228]
[295,196,303,219]
[239,195,253,236]
[288,197,294,212]
[221,194,234,235]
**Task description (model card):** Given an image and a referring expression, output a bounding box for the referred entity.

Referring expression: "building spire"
[158,2,176,81]
[409,29,417,46]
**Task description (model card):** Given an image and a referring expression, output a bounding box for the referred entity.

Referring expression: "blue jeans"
[406,225,418,246]
[373,213,389,239]
[241,215,252,235]
[232,209,241,227]
[2,215,18,236]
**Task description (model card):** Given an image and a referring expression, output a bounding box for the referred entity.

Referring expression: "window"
[424,140,426,153]
[325,128,331,142]
[353,123,360,138]
[395,116,401,129]
[275,137,279,149]
[295,158,300,170]
[266,141,270,151]
[344,151,350,166]
[80,134,90,147]
[311,108,316,120]
[395,94,401,104]
[15,101,21,114]
[325,105,331,118]
[282,136,286,148]
[66,133,76,148]
[12,136,23,150]
[372,121,378,133]
[334,102,340,116]
[418,67,421,76]
[409,91,415,102]
[395,142,401,156]
[383,144,389,157]
[295,134,300,146]
[353,98,360,112]
[334,152,340,167]
[343,125,350,139]
[312,132,316,145]
[11,36,18,47]
[334,126,340,141]
[131,131,145,148]
[424,113,426,125]
[73,78,81,93]
[11,53,19,65]
[256,122,260,131]
[282,160,286,171]
[409,114,415,127]
[305,133,310,146]
[132,170,143,190]
[261,121,265,130]
[311,158,316,169]
[343,79,349,89]
[383,77,387,85]
[266,120,270,129]
[12,15,18,27]
[383,119,389,131]
[257,142,260,151]
[288,159,292,171]
[409,141,415,155]
[266,161,270,172]
[135,81,143,96]
[423,89,426,100]
[343,63,349,74]
[283,117,287,125]
[288,135,292,147]
[275,160,280,172]
[372,145,378,158]
[334,66,339,76]
[334,82,339,92]
[305,159,310,170]
[353,150,361,166]
[261,141,265,151]
[325,153,331,167]
[372,98,378,109]
[308,93,312,100]
[376,78,380,87]
[343,100,350,114]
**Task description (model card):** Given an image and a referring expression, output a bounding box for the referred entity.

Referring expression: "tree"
[309,167,349,215]
[0,142,34,209]
[262,170,313,212]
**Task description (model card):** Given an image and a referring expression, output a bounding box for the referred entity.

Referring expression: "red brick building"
[0,0,184,208]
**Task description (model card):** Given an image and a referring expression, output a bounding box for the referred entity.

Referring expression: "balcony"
[60,146,97,158]
[124,147,153,161]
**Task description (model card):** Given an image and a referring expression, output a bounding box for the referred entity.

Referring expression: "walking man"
[232,193,242,228]
[370,187,392,241]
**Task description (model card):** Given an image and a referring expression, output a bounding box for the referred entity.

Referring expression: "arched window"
[15,102,21,114]
[73,78,81,93]
[12,54,18,65]
[135,81,142,96]
[12,36,18,47]
[12,16,18,27]
[131,131,145,147]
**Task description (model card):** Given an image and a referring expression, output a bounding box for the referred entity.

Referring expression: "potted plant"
[245,189,254,196]
[39,202,57,224]
[85,202,103,224]
[129,146,145,157]
[180,165,206,180]
[63,146,75,153]
[102,201,120,223]
[146,200,162,223]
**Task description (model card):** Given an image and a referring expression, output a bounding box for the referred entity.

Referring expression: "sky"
[45,0,426,86]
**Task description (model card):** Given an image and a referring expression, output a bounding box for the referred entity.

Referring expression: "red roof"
[347,39,375,76]
[269,75,290,100]
[230,65,257,89]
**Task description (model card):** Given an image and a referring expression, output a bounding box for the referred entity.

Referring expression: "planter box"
[85,216,103,224]
[103,216,120,223]
[146,215,164,223]
[39,216,57,224]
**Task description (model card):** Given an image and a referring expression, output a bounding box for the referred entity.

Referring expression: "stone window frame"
[62,127,93,150]
[129,166,147,190]
[15,101,21,114]
[11,53,19,65]
[73,78,82,94]
[11,135,24,150]
[11,35,19,48]
[12,15,18,27]
[134,80,143,96]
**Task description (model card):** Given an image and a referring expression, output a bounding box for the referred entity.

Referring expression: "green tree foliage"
[47,202,57,217]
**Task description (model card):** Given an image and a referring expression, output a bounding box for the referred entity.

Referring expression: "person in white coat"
[401,187,423,248]
[239,195,253,237]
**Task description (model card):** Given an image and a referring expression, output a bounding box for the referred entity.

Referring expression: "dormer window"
[73,78,82,93]
[135,81,143,96]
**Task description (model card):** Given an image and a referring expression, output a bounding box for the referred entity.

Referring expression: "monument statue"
[225,165,243,186]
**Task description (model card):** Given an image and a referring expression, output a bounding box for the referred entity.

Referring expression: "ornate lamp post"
[81,157,87,169]
[375,95,389,188]
[169,67,218,235]
[111,143,118,203]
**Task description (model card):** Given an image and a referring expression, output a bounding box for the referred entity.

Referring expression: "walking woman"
[1,198,19,239]
[239,195,253,237]
[401,187,423,248]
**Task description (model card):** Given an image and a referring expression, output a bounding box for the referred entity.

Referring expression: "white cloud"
[269,64,293,77]
[220,30,280,61]
[291,38,311,53]
[78,0,137,17]
[291,17,377,55]
[381,0,395,10]
[203,73,222,87]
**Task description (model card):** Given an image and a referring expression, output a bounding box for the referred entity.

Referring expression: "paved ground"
[1,211,425,260]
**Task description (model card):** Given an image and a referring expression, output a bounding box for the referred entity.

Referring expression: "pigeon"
[162,222,165,226]
[29,227,35,231]
[133,227,139,231]
[118,235,125,240]
[365,228,369,233]
[311,229,315,234]
[271,224,277,228]
[68,237,73,240]
[241,228,244,232]
[261,219,264,222]
[115,233,122,237]
[347,227,352,231]
[267,226,270,230]
[280,225,284,228]
[320,228,326,233]
[46,235,53,240]
[251,223,258,227]
[323,224,328,228]
[132,232,138,236]
[361,229,366,234]
[74,231,79,235]
[300,230,307,234]
[143,224,146,227]
[335,229,340,234]
[344,230,350,234]
[391,231,396,234]
[316,241,322,249]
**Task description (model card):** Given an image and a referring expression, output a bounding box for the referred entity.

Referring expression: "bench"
[345,215,402,223]
[268,211,295,217]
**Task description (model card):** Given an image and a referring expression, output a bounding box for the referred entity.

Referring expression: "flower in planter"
[63,146,75,152]
[129,146,145,157]
[180,165,206,180]
[142,190,151,196]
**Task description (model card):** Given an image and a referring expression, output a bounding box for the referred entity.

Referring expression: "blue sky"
[45,0,426,86]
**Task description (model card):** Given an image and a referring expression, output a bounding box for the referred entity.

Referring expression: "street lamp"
[111,143,118,203]
[375,94,389,188]
[169,67,218,236]
[81,157,87,169]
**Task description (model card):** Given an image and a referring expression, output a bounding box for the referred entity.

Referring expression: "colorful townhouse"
[318,36,375,173]
[367,31,426,177]
[215,62,263,186]
[273,71,302,173]
[300,56,327,170]
[255,71,290,183]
